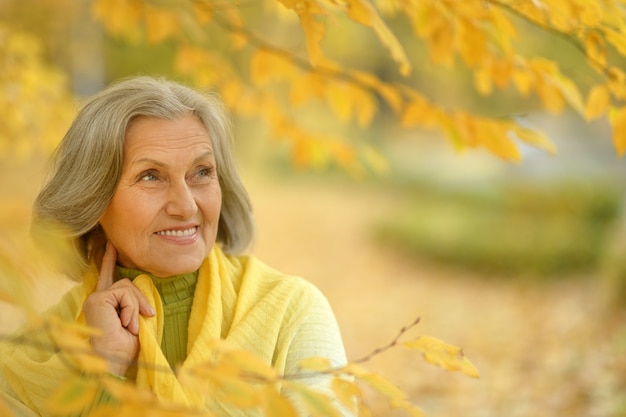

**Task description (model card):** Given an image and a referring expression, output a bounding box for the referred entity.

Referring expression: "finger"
[139,297,156,317]
[96,241,117,291]
[116,288,140,335]
[125,286,155,336]
[111,281,155,335]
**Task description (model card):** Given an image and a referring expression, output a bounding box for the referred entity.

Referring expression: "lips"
[155,226,198,237]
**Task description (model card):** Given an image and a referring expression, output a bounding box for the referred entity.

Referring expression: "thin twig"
[352,316,421,364]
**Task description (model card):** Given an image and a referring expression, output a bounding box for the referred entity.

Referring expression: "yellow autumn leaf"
[218,79,247,111]
[477,120,521,162]
[278,0,326,14]
[605,28,626,56]
[284,381,342,417]
[144,5,179,44]
[100,374,155,404]
[318,74,377,126]
[220,348,278,380]
[259,385,298,417]
[191,1,212,24]
[0,288,15,304]
[47,316,108,375]
[344,363,424,417]
[474,65,493,95]
[434,119,463,153]
[531,57,584,115]
[263,96,293,137]
[342,363,408,408]
[85,405,123,417]
[299,10,327,66]
[490,8,518,52]
[292,134,327,169]
[536,80,566,114]
[298,356,332,372]
[578,2,602,26]
[45,376,100,415]
[328,138,359,173]
[0,396,14,417]
[607,66,626,100]
[551,73,585,115]
[91,0,142,38]
[174,46,210,75]
[429,21,455,66]
[354,71,403,111]
[492,58,514,89]
[404,335,480,378]
[325,80,353,122]
[290,73,325,105]
[585,84,611,120]
[453,111,478,147]
[250,49,298,86]
[584,30,607,69]
[330,377,361,415]
[512,125,558,155]
[400,96,438,128]
[457,19,488,67]
[512,66,534,96]
[609,106,626,157]
[209,372,260,409]
[345,0,411,76]
[355,88,378,127]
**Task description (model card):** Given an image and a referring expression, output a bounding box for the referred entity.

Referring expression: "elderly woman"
[0,76,347,416]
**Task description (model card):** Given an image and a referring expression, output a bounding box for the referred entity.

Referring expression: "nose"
[165,180,197,219]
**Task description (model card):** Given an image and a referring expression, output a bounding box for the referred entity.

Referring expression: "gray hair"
[33,76,254,278]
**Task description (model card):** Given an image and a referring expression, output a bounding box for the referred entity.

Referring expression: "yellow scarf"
[0,246,347,416]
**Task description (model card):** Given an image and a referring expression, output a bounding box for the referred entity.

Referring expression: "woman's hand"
[82,242,155,377]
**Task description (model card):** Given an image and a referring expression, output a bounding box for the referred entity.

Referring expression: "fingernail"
[147,306,156,316]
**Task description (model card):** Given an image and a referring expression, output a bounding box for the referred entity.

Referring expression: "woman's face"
[99,114,222,277]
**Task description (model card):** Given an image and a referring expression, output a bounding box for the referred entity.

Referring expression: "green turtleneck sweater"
[116,266,198,369]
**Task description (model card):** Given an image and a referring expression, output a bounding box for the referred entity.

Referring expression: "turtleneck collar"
[115,265,199,305]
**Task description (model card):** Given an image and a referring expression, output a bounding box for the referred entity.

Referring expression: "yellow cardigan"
[0,246,347,416]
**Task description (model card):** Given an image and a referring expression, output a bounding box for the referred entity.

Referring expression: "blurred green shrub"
[598,207,626,310]
[374,181,622,278]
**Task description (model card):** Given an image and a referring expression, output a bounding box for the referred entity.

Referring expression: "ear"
[86,225,108,271]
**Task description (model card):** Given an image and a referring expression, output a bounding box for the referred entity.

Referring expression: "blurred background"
[1,1,625,416]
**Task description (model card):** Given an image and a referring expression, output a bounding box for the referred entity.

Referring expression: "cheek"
[100,191,156,240]
[198,187,222,228]
[210,187,223,219]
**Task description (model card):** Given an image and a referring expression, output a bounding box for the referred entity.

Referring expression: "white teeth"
[157,227,197,237]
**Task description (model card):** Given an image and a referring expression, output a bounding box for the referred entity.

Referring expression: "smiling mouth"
[155,226,198,237]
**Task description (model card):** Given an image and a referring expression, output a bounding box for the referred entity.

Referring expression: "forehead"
[124,115,213,155]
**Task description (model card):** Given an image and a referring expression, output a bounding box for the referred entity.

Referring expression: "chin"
[155,258,204,277]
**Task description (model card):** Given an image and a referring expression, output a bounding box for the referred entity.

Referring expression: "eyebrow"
[131,150,215,168]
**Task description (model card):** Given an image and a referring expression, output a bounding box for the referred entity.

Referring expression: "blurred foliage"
[374,180,622,278]
[0,23,75,158]
[598,205,626,310]
[3,0,626,170]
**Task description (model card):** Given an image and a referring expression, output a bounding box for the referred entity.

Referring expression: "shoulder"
[225,252,328,306]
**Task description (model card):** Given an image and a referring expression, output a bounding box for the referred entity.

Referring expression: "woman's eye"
[140,171,158,181]
[197,167,214,177]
